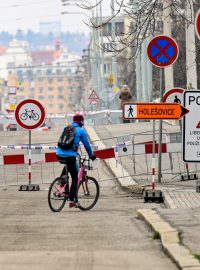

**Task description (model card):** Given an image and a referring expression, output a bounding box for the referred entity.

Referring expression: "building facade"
[0,39,87,114]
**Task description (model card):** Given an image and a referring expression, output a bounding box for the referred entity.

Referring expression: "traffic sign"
[147,35,179,67]
[15,99,45,130]
[163,88,184,104]
[123,103,189,120]
[89,90,99,100]
[195,9,200,39]
[183,91,200,162]
[109,73,114,86]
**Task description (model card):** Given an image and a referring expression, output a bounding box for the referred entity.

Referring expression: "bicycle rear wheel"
[48,177,67,212]
[77,176,100,211]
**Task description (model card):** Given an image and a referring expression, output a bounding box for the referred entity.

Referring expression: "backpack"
[57,125,76,150]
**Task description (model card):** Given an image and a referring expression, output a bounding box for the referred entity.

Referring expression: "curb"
[85,126,137,188]
[137,209,200,270]
[86,126,180,208]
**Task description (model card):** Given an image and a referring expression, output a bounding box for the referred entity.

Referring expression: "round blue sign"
[147,35,179,67]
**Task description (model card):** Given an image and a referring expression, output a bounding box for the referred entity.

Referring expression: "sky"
[0,0,112,33]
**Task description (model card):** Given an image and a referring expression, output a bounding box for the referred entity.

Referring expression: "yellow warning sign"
[9,104,16,111]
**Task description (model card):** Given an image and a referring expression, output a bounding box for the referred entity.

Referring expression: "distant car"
[36,122,51,131]
[6,123,17,131]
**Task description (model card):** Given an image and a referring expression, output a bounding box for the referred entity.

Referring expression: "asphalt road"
[0,127,178,269]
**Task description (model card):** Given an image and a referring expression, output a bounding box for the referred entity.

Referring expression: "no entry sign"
[147,35,179,67]
[195,9,200,39]
[15,99,45,130]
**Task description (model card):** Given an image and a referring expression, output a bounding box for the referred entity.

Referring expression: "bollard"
[196,181,200,193]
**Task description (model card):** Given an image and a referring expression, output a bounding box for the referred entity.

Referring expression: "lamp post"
[61,9,98,110]
[61,6,102,111]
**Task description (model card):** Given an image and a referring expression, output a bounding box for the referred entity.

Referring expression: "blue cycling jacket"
[56,122,93,157]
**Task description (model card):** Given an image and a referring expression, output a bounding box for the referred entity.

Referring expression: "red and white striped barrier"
[0,109,122,119]
[0,152,58,165]
[117,142,181,156]
[0,142,182,166]
[0,143,104,150]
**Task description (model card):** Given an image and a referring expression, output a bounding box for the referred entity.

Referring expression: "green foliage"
[195,255,200,261]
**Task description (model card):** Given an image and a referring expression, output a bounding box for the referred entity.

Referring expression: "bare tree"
[79,0,199,59]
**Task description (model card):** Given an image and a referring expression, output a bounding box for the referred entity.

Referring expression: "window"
[57,77,63,82]
[17,70,23,80]
[48,78,53,84]
[58,86,63,92]
[18,95,25,101]
[36,69,42,75]
[39,95,44,100]
[56,69,61,75]
[47,69,52,75]
[38,78,43,82]
[58,95,64,99]
[19,87,24,92]
[103,43,112,51]
[104,63,112,74]
[38,87,43,93]
[115,22,124,35]
[48,87,53,91]
[48,95,54,101]
[59,104,64,110]
[48,104,54,108]
[66,69,71,75]
[103,23,111,36]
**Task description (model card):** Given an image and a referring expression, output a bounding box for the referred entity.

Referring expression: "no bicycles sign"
[15,99,45,130]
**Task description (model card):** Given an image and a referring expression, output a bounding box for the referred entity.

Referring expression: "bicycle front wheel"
[48,177,67,212]
[77,176,100,211]
[33,113,39,121]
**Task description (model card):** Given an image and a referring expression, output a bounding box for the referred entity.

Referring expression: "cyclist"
[56,114,96,208]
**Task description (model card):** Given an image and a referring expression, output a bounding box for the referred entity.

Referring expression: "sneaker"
[69,201,80,208]
[74,202,80,208]
[69,201,75,208]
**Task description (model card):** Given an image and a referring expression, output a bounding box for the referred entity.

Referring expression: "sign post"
[123,101,188,201]
[183,91,200,163]
[195,9,200,39]
[147,35,179,192]
[163,88,195,180]
[15,99,45,191]
[88,90,100,107]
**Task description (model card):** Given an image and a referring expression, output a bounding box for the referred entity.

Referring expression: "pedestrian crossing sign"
[123,104,137,119]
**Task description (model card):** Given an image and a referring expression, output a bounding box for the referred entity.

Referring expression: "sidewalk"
[86,124,200,270]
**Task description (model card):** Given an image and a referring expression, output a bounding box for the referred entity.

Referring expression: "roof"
[31,51,55,65]
[0,47,7,56]
[31,49,62,65]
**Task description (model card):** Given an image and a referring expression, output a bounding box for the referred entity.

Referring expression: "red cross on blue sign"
[147,35,179,68]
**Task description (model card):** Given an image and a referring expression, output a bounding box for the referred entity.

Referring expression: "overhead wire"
[0,0,58,9]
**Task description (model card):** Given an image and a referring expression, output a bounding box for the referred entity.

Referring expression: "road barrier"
[0,110,123,130]
[1,132,200,188]
[90,131,200,183]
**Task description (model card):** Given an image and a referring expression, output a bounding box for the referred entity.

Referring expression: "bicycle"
[20,109,39,121]
[48,155,100,212]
